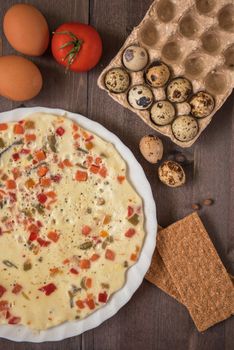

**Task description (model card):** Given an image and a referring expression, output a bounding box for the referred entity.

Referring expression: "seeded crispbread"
[156,212,234,332]
[145,226,182,303]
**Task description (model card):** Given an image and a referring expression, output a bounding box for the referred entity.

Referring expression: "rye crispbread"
[155,212,234,331]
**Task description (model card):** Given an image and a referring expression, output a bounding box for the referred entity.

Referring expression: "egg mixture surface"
[0,113,145,330]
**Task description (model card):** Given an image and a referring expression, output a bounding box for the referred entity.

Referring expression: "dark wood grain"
[0,1,234,349]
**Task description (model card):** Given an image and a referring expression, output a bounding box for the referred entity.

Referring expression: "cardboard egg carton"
[98,0,234,148]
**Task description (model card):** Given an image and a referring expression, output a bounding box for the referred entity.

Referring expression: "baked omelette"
[0,113,145,330]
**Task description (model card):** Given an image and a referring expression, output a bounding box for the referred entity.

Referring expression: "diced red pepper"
[12,153,20,161]
[130,253,137,261]
[47,231,59,242]
[6,180,16,190]
[28,224,39,234]
[90,164,100,174]
[51,174,62,183]
[37,237,51,247]
[86,277,92,288]
[37,220,43,228]
[35,150,46,161]
[127,206,134,218]
[0,123,8,131]
[82,225,91,236]
[20,148,30,154]
[95,157,102,165]
[29,231,38,241]
[13,124,24,134]
[38,283,57,296]
[8,316,21,325]
[56,127,65,136]
[12,168,21,180]
[70,268,79,275]
[99,166,107,178]
[12,284,22,294]
[37,193,47,204]
[86,298,95,310]
[79,259,90,269]
[9,192,17,203]
[76,299,85,309]
[117,175,125,184]
[125,228,136,238]
[90,253,100,262]
[105,249,115,261]
[98,291,108,303]
[0,285,6,298]
[75,170,88,182]
[0,300,9,311]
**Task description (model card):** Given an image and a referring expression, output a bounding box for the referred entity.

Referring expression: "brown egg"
[3,4,49,56]
[0,56,43,101]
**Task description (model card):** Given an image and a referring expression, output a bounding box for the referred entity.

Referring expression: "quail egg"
[151,100,176,126]
[167,77,192,103]
[145,61,170,87]
[128,85,154,110]
[172,115,199,142]
[139,135,163,164]
[158,160,186,188]
[104,67,130,93]
[190,91,215,118]
[122,45,148,71]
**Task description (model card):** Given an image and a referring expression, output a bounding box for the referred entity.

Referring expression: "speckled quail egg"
[139,135,163,164]
[145,61,170,88]
[151,100,176,126]
[122,45,148,71]
[167,77,192,103]
[104,67,130,93]
[172,115,199,142]
[128,85,154,110]
[158,160,186,188]
[189,91,215,118]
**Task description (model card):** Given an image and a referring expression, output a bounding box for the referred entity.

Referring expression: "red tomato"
[51,23,102,72]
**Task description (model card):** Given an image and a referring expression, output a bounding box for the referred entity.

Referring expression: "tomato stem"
[54,31,83,70]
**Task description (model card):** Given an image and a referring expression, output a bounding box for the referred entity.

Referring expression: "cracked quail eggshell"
[122,45,148,72]
[139,135,163,164]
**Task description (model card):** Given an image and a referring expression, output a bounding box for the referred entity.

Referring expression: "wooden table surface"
[0,0,234,349]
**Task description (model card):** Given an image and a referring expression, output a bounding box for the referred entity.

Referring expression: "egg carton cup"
[98,0,234,148]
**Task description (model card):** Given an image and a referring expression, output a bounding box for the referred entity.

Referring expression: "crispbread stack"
[98,0,234,148]
[145,213,234,331]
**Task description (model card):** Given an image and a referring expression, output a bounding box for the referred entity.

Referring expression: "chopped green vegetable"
[77,147,88,154]
[23,260,32,271]
[0,138,5,148]
[48,134,57,152]
[22,292,30,300]
[2,260,18,269]
[80,277,87,290]
[35,204,45,215]
[128,213,140,226]
[79,241,93,250]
